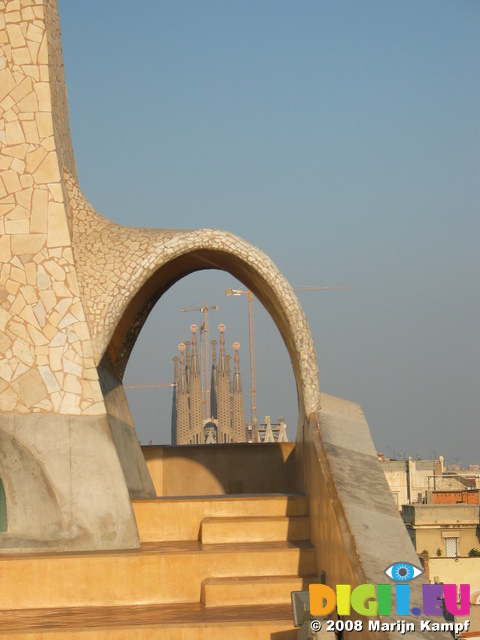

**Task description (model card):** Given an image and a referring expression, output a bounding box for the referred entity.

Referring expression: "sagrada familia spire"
[172,325,247,444]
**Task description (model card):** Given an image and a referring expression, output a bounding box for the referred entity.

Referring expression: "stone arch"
[68,174,319,421]
[103,231,321,423]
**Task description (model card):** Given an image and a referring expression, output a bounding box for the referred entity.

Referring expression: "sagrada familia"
[172,324,247,445]
[171,323,290,445]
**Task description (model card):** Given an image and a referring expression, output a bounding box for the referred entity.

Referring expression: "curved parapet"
[299,396,436,635]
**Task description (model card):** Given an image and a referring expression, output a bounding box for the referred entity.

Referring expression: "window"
[445,537,458,558]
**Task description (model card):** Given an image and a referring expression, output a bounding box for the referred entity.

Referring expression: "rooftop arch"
[101,232,321,423]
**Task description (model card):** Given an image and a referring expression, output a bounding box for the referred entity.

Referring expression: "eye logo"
[384,562,424,582]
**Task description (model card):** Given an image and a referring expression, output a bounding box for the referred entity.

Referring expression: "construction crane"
[225,285,351,441]
[225,289,257,435]
[179,300,218,419]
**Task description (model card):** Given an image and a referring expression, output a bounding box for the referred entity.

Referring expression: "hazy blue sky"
[57,1,479,465]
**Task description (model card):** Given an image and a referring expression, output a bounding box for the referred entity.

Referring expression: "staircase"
[0,493,317,639]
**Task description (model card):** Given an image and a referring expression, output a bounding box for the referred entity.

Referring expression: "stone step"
[200,515,310,544]
[133,493,308,542]
[0,602,297,639]
[201,574,320,607]
[0,540,316,610]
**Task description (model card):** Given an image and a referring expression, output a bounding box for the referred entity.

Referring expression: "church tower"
[216,324,231,443]
[210,339,218,422]
[184,340,191,388]
[176,344,190,443]
[188,325,203,443]
[171,355,179,444]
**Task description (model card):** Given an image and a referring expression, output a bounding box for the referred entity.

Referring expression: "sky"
[57,1,479,466]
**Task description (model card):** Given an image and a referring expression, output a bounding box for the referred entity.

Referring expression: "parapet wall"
[297,394,448,640]
[143,442,297,496]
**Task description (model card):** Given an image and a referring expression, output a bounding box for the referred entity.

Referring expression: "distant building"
[171,325,247,445]
[402,498,480,559]
[379,455,480,510]
[378,453,480,570]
